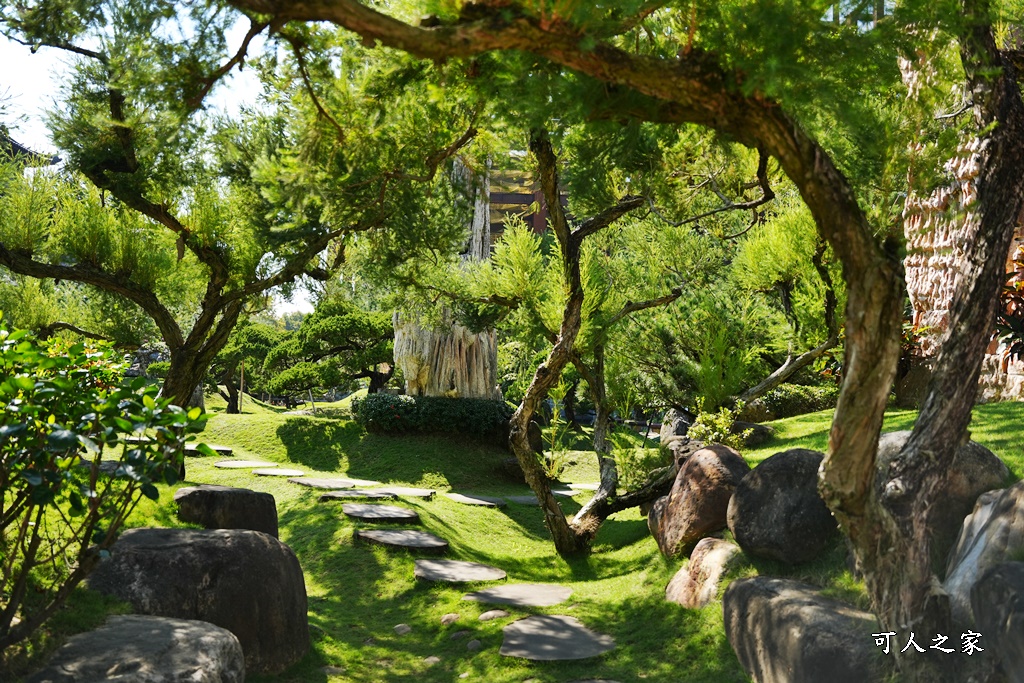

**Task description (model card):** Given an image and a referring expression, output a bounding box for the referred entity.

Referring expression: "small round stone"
[467,639,482,651]
[441,613,460,626]
[478,609,510,622]
[394,624,411,635]
[423,656,441,665]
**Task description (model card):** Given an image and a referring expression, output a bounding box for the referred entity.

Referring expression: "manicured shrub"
[759,384,839,419]
[353,393,513,441]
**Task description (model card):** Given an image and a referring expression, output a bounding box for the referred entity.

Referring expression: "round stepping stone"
[356,529,448,553]
[253,468,305,477]
[415,559,507,583]
[373,486,436,499]
[319,490,396,501]
[500,615,615,661]
[568,483,600,491]
[290,477,381,489]
[462,584,573,607]
[445,492,507,508]
[342,503,419,522]
[214,460,276,469]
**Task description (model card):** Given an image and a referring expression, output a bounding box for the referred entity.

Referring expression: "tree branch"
[573,194,646,240]
[186,18,269,110]
[529,129,571,247]
[606,287,683,328]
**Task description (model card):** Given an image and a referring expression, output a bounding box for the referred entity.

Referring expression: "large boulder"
[648,445,750,558]
[175,485,278,538]
[724,577,889,683]
[665,537,742,609]
[660,408,694,441]
[727,449,837,564]
[971,562,1024,681]
[876,430,1009,574]
[87,528,309,674]
[732,420,773,447]
[944,481,1024,625]
[27,615,244,683]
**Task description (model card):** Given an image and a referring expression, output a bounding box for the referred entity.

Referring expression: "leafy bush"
[688,398,749,450]
[0,322,206,650]
[353,393,513,441]
[759,383,839,419]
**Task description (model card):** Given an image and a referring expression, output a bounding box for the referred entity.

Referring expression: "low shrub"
[353,393,514,441]
[759,383,839,419]
[688,398,748,450]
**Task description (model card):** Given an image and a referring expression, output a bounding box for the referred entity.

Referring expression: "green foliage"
[759,383,840,420]
[146,360,170,378]
[609,424,669,492]
[688,398,749,450]
[353,393,513,442]
[0,319,205,649]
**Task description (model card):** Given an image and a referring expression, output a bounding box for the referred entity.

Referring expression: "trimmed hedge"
[353,393,514,441]
[759,383,839,419]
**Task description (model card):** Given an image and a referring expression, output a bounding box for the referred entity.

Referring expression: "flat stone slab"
[462,583,572,607]
[214,460,277,469]
[290,476,381,489]
[568,483,600,491]
[552,489,578,497]
[319,489,396,501]
[445,493,507,508]
[506,495,540,506]
[415,559,507,583]
[356,529,448,553]
[253,468,305,477]
[373,486,436,499]
[500,615,615,661]
[342,503,419,522]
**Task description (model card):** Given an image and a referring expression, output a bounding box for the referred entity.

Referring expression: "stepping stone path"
[356,529,448,553]
[414,559,507,583]
[462,584,573,607]
[445,492,507,508]
[215,460,277,469]
[289,477,381,489]
[319,490,396,501]
[568,483,600,491]
[342,504,419,523]
[500,615,615,661]
[253,468,305,477]
[373,486,436,499]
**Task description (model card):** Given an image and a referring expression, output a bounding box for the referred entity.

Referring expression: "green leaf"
[162,467,178,486]
[187,407,202,420]
[11,376,35,392]
[77,434,101,454]
[194,442,217,457]
[47,429,79,451]
[141,483,160,501]
[143,394,157,410]
[22,470,43,486]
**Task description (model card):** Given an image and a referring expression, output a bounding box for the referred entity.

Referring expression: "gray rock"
[450,630,472,639]
[727,449,837,564]
[26,615,244,683]
[289,477,381,489]
[356,529,448,553]
[252,468,304,477]
[341,503,419,522]
[478,610,510,621]
[724,577,888,683]
[463,584,572,607]
[500,615,615,661]
[648,445,750,558]
[319,489,396,501]
[441,613,460,626]
[372,486,436,499]
[214,460,275,469]
[174,485,278,538]
[877,430,1010,575]
[87,528,308,674]
[944,480,1024,625]
[732,421,773,447]
[414,559,507,583]
[665,538,742,608]
[971,562,1024,682]
[423,656,441,665]
[660,408,694,441]
[466,639,482,651]
[394,624,412,635]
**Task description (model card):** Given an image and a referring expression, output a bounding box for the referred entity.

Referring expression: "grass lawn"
[10,398,1024,682]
